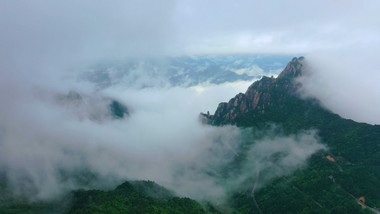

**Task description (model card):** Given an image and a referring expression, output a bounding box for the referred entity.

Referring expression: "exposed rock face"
[201,57,305,125]
[278,56,305,79]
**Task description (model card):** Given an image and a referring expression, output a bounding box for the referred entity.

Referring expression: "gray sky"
[1,0,379,59]
[175,0,380,54]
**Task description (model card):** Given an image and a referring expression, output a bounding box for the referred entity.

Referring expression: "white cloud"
[2,0,379,65]
[224,65,264,77]
[0,70,325,202]
[300,49,380,125]
[175,0,380,54]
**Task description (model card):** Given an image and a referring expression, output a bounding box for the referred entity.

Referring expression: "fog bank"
[301,50,380,125]
[0,71,325,202]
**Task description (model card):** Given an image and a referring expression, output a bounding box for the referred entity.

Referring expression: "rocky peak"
[277,56,305,79]
[201,56,306,125]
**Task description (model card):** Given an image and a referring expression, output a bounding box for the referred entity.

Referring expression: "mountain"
[67,181,208,214]
[202,57,380,213]
[201,57,305,126]
[57,90,129,120]
[0,181,209,214]
[80,55,292,89]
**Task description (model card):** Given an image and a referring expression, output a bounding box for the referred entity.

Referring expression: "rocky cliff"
[201,57,306,125]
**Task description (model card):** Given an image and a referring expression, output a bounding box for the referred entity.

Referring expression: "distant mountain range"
[80,55,292,88]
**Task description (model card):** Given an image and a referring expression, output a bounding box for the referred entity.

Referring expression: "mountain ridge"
[200,56,380,213]
[201,56,307,126]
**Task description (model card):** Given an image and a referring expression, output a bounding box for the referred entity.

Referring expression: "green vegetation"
[226,154,376,214]
[0,181,210,214]
[209,61,380,213]
[67,181,207,214]
[232,80,380,207]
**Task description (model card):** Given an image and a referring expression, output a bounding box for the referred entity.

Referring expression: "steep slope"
[202,57,380,213]
[202,57,380,162]
[202,57,305,126]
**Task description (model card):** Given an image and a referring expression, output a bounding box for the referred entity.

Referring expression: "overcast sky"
[1,0,379,60]
[175,0,380,54]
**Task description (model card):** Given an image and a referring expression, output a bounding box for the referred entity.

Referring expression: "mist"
[301,49,380,125]
[0,67,326,202]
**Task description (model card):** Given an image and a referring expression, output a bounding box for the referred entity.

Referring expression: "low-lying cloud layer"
[0,71,325,202]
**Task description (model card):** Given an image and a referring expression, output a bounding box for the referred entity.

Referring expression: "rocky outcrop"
[278,56,305,79]
[201,57,305,125]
